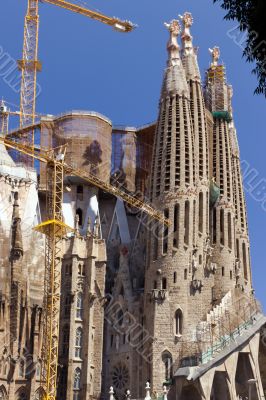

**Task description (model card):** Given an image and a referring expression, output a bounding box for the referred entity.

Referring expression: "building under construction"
[0,8,266,400]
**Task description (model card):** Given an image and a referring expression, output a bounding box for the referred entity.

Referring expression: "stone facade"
[0,10,265,400]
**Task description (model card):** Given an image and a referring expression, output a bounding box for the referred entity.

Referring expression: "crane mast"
[0,100,9,136]
[18,0,135,165]
[18,0,40,163]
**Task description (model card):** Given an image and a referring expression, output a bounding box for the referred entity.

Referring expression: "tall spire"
[180,12,201,80]
[10,193,23,259]
[161,19,189,97]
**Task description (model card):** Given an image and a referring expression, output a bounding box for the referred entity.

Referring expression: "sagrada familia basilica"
[0,11,265,400]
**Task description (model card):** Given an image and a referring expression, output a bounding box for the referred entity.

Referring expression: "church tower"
[143,18,214,393]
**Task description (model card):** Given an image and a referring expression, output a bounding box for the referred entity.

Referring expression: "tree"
[214,0,266,95]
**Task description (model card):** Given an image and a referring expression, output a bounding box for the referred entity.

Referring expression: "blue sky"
[0,0,265,308]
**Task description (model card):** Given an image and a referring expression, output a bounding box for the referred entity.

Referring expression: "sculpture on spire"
[164,19,181,65]
[179,12,194,53]
[209,46,220,67]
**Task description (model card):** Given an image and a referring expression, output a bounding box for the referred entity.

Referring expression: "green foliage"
[214,0,266,95]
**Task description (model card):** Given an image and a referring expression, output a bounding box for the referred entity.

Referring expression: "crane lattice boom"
[18,0,135,163]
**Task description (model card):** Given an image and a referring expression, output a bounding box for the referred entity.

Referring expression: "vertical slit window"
[242,243,248,281]
[175,309,183,336]
[212,208,217,244]
[228,212,232,249]
[162,278,167,290]
[153,227,159,261]
[163,209,169,254]
[199,192,203,234]
[220,209,224,245]
[184,201,190,245]
[173,204,179,248]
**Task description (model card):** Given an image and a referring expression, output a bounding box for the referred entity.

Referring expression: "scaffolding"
[178,289,261,368]
[204,64,231,116]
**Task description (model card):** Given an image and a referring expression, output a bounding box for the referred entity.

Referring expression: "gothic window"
[75,328,83,358]
[64,295,71,318]
[76,293,83,319]
[173,204,180,248]
[222,267,225,277]
[76,209,83,226]
[36,362,41,379]
[184,201,190,245]
[0,386,7,400]
[17,392,26,400]
[162,352,173,381]
[175,309,183,336]
[73,368,81,391]
[18,360,25,378]
[153,281,157,289]
[199,192,203,234]
[34,388,45,400]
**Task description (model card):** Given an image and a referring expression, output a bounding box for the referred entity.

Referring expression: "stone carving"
[191,279,203,291]
[164,19,181,65]
[209,46,220,67]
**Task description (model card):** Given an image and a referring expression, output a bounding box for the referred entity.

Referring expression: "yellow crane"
[0,137,170,400]
[18,0,135,157]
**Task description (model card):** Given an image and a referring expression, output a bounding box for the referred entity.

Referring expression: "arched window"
[162,352,173,381]
[75,328,83,358]
[17,389,26,400]
[0,386,7,400]
[34,388,45,400]
[18,360,25,378]
[76,209,83,226]
[73,367,81,390]
[36,361,41,379]
[76,293,83,319]
[175,309,183,336]
[153,280,157,289]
